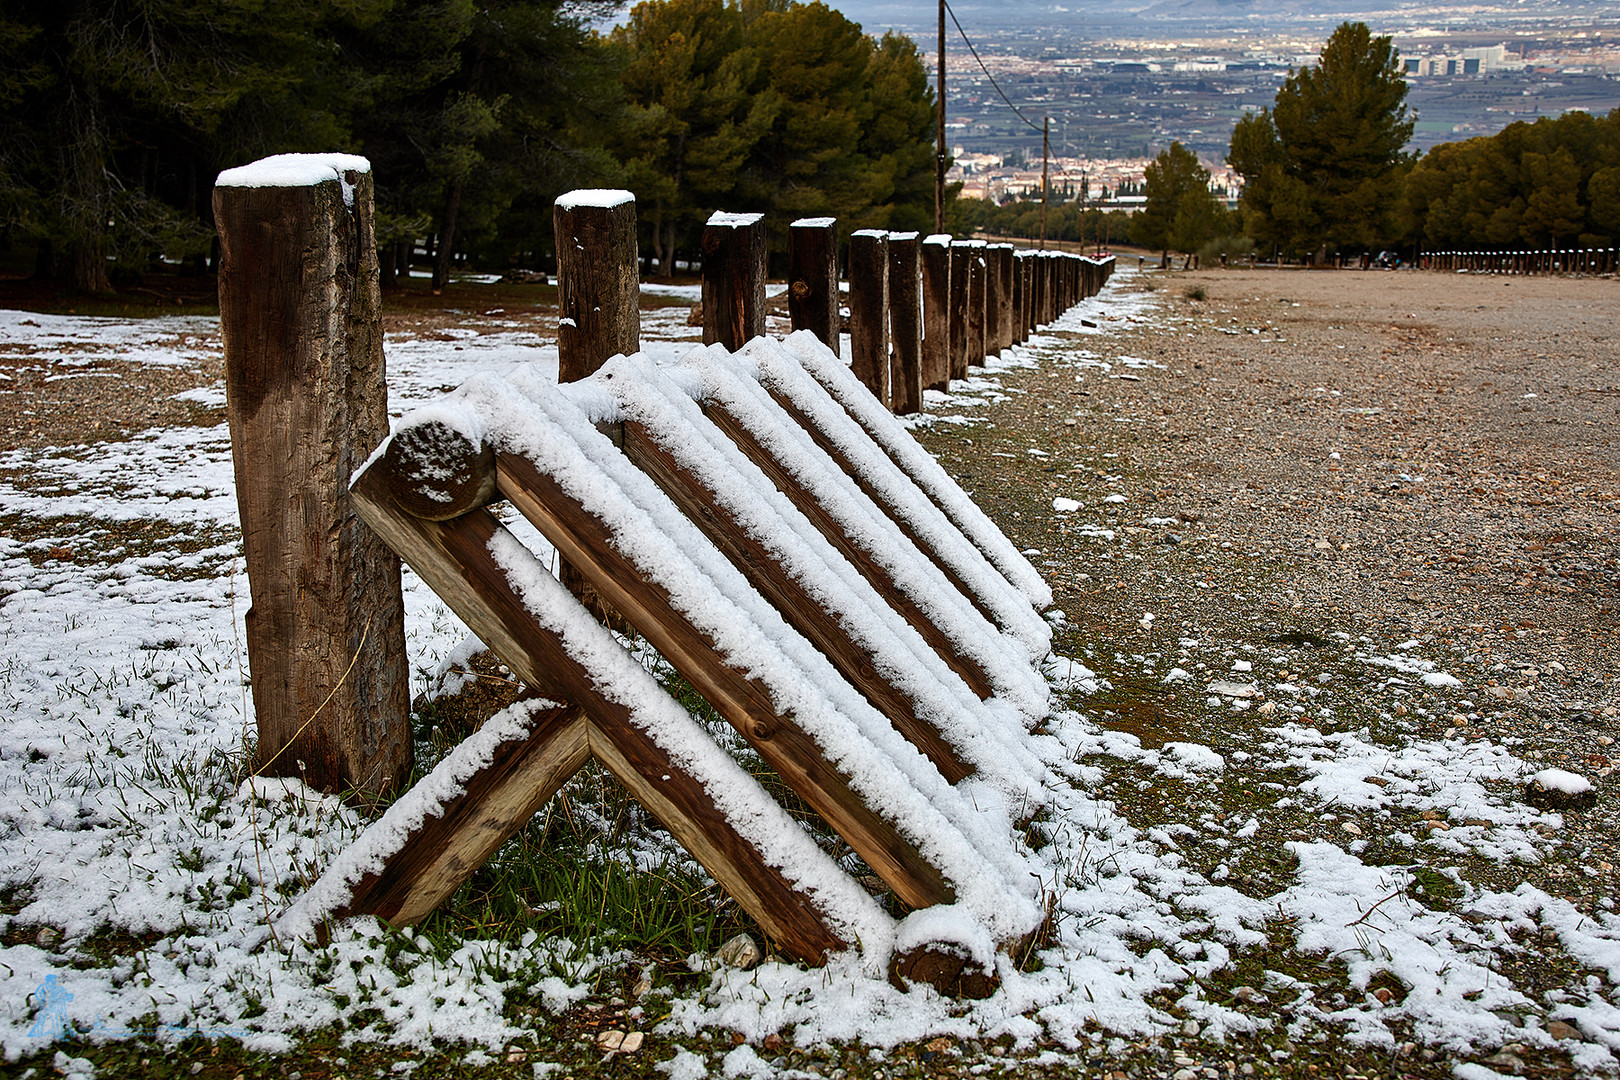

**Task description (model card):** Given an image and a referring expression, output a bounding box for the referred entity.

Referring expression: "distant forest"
[3,2,1617,294]
[0,0,940,293]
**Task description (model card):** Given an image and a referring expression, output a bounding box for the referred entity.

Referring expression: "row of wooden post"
[216,168,1114,798]
[694,213,1113,417]
[1422,247,1619,276]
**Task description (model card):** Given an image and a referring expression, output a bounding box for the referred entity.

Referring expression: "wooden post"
[214,153,411,797]
[1011,250,1028,344]
[554,190,639,382]
[789,217,840,355]
[887,232,923,415]
[948,241,971,379]
[848,229,890,405]
[921,234,952,392]
[966,241,987,367]
[990,243,1014,354]
[702,211,767,350]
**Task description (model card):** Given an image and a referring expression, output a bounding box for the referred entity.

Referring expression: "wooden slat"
[619,421,974,783]
[329,699,591,926]
[347,468,850,962]
[764,386,1016,636]
[701,403,998,701]
[492,451,954,911]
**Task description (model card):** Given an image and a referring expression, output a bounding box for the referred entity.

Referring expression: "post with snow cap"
[887,231,923,415]
[847,229,890,405]
[921,234,952,393]
[213,153,411,797]
[789,217,840,355]
[554,190,640,383]
[966,241,988,367]
[948,240,972,380]
[702,211,767,350]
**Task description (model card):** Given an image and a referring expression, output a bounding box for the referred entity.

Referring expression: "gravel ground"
[916,262,1619,929]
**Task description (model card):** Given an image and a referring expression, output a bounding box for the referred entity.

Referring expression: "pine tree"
[1228,21,1413,258]
[1136,142,1222,256]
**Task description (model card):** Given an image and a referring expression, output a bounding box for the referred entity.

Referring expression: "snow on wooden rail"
[267,188,1119,997]
[288,329,1066,996]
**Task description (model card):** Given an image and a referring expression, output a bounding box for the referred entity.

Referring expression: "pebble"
[717,933,762,970]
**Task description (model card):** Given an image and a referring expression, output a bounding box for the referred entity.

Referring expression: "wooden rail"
[261,185,1124,998]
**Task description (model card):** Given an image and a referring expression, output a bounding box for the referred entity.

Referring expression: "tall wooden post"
[214,153,411,797]
[1012,250,1028,344]
[789,217,840,355]
[966,241,987,367]
[848,229,890,405]
[948,240,971,379]
[993,245,1015,350]
[702,212,767,350]
[554,190,640,382]
[887,231,923,415]
[922,234,952,393]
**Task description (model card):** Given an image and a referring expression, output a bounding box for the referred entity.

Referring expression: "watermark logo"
[26,974,72,1041]
[28,973,252,1043]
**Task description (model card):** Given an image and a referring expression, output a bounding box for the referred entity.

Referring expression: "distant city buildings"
[950,151,1240,211]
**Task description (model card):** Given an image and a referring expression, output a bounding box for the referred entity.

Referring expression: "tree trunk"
[432,177,464,293]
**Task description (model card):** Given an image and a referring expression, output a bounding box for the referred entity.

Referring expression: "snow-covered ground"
[0,273,1615,1075]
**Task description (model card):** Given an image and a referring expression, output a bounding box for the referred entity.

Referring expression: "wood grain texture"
[493,451,953,911]
[215,168,410,797]
[703,403,997,701]
[702,214,767,350]
[619,421,973,783]
[948,242,971,380]
[788,219,840,355]
[554,198,640,383]
[887,234,923,416]
[348,467,849,961]
[847,231,889,405]
[921,239,951,392]
[375,418,497,521]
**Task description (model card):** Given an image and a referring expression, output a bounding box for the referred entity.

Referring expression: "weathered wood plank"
[701,403,999,701]
[214,160,411,797]
[619,421,973,782]
[886,232,923,416]
[493,451,954,911]
[702,212,767,350]
[847,230,889,405]
[554,191,640,382]
[328,698,590,926]
[788,217,840,355]
[346,470,851,961]
[921,235,952,392]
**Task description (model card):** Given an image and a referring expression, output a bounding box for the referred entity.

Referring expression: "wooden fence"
[1422,247,1618,275]
[219,165,1117,995]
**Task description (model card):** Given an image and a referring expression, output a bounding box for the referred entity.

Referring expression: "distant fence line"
[1421,248,1618,276]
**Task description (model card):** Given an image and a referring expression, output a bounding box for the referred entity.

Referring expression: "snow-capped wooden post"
[948,241,971,379]
[887,232,923,415]
[921,234,952,392]
[213,153,411,797]
[1012,250,1029,344]
[966,241,987,367]
[554,190,640,382]
[848,229,890,405]
[992,244,1015,352]
[702,211,767,350]
[789,217,840,355]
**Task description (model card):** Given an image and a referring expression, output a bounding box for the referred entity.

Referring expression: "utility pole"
[935,0,946,234]
[1038,116,1049,250]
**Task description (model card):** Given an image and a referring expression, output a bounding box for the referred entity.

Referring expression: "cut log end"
[889,943,1001,1000]
[377,418,497,521]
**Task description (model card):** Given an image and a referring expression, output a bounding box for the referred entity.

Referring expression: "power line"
[941,0,1044,134]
